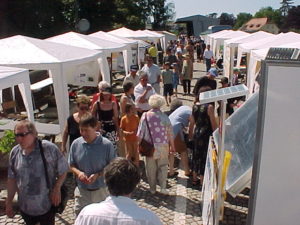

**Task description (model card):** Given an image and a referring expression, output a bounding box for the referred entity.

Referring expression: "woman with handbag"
[137,95,175,195]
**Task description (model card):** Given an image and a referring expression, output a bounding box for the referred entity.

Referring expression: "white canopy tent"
[0,35,102,134]
[109,27,161,44]
[213,31,248,57]
[223,31,274,78]
[206,30,232,49]
[0,66,34,122]
[157,31,177,49]
[237,32,300,88]
[248,41,300,94]
[141,30,165,50]
[46,31,130,78]
[89,31,139,69]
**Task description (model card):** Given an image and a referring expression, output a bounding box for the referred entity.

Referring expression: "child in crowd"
[120,103,140,166]
[161,62,174,106]
[172,63,180,97]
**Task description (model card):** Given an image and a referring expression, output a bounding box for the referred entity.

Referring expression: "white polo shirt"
[75,196,163,225]
[141,64,161,85]
[204,50,213,59]
[134,83,155,111]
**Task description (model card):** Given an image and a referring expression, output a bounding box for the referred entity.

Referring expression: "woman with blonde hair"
[137,94,175,194]
[62,95,90,154]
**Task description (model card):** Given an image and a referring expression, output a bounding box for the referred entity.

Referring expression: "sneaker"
[160,188,169,195]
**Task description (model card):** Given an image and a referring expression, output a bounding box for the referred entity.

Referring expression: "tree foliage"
[280,0,294,16]
[0,0,175,38]
[233,13,253,29]
[282,5,300,32]
[254,7,283,27]
[219,13,236,26]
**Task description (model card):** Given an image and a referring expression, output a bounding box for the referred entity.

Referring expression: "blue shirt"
[8,140,69,216]
[69,135,116,189]
[169,106,192,138]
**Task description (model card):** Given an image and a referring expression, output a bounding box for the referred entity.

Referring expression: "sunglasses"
[79,106,89,111]
[15,131,32,138]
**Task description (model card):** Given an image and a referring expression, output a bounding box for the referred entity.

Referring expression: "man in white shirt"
[203,44,214,72]
[75,158,163,225]
[123,65,140,87]
[141,57,161,94]
[134,72,155,117]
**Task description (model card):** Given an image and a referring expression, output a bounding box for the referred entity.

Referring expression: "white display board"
[247,61,300,225]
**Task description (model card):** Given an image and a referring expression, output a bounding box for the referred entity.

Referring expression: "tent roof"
[89,31,138,45]
[225,31,274,47]
[0,35,101,67]
[252,41,300,61]
[214,31,248,40]
[143,30,164,38]
[207,30,232,38]
[108,27,138,38]
[239,32,300,53]
[47,31,127,53]
[108,27,160,42]
[0,66,29,88]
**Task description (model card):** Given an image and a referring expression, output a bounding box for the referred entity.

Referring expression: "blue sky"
[169,0,300,19]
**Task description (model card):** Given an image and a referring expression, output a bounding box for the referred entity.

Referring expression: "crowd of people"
[4,34,243,225]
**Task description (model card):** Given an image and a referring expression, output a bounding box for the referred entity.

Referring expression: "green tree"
[219,13,236,26]
[282,5,300,32]
[280,0,294,16]
[5,0,69,38]
[113,0,150,29]
[254,7,283,28]
[233,13,253,29]
[148,0,175,30]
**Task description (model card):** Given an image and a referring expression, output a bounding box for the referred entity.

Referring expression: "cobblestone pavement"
[0,62,249,225]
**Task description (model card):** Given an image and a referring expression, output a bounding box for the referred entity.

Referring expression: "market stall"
[0,35,102,133]
[47,31,129,81]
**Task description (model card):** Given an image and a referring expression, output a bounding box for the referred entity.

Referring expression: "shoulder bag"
[38,140,68,214]
[138,113,154,157]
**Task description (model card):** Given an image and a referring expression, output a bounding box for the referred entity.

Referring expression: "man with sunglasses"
[6,120,69,225]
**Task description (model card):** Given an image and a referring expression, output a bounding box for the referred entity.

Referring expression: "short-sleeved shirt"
[75,196,163,225]
[140,64,161,85]
[68,135,116,190]
[161,70,173,85]
[120,114,140,141]
[134,83,155,111]
[137,109,173,145]
[148,46,158,57]
[193,76,217,96]
[204,50,213,59]
[169,106,192,138]
[8,140,69,216]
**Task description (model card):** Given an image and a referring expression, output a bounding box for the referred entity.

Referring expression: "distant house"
[239,17,279,34]
[175,15,220,37]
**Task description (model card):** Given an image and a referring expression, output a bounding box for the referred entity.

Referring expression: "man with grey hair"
[134,72,155,117]
[141,57,161,94]
[6,120,69,225]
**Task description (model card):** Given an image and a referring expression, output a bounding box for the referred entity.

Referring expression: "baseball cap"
[219,77,229,84]
[208,68,218,77]
[130,65,138,71]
